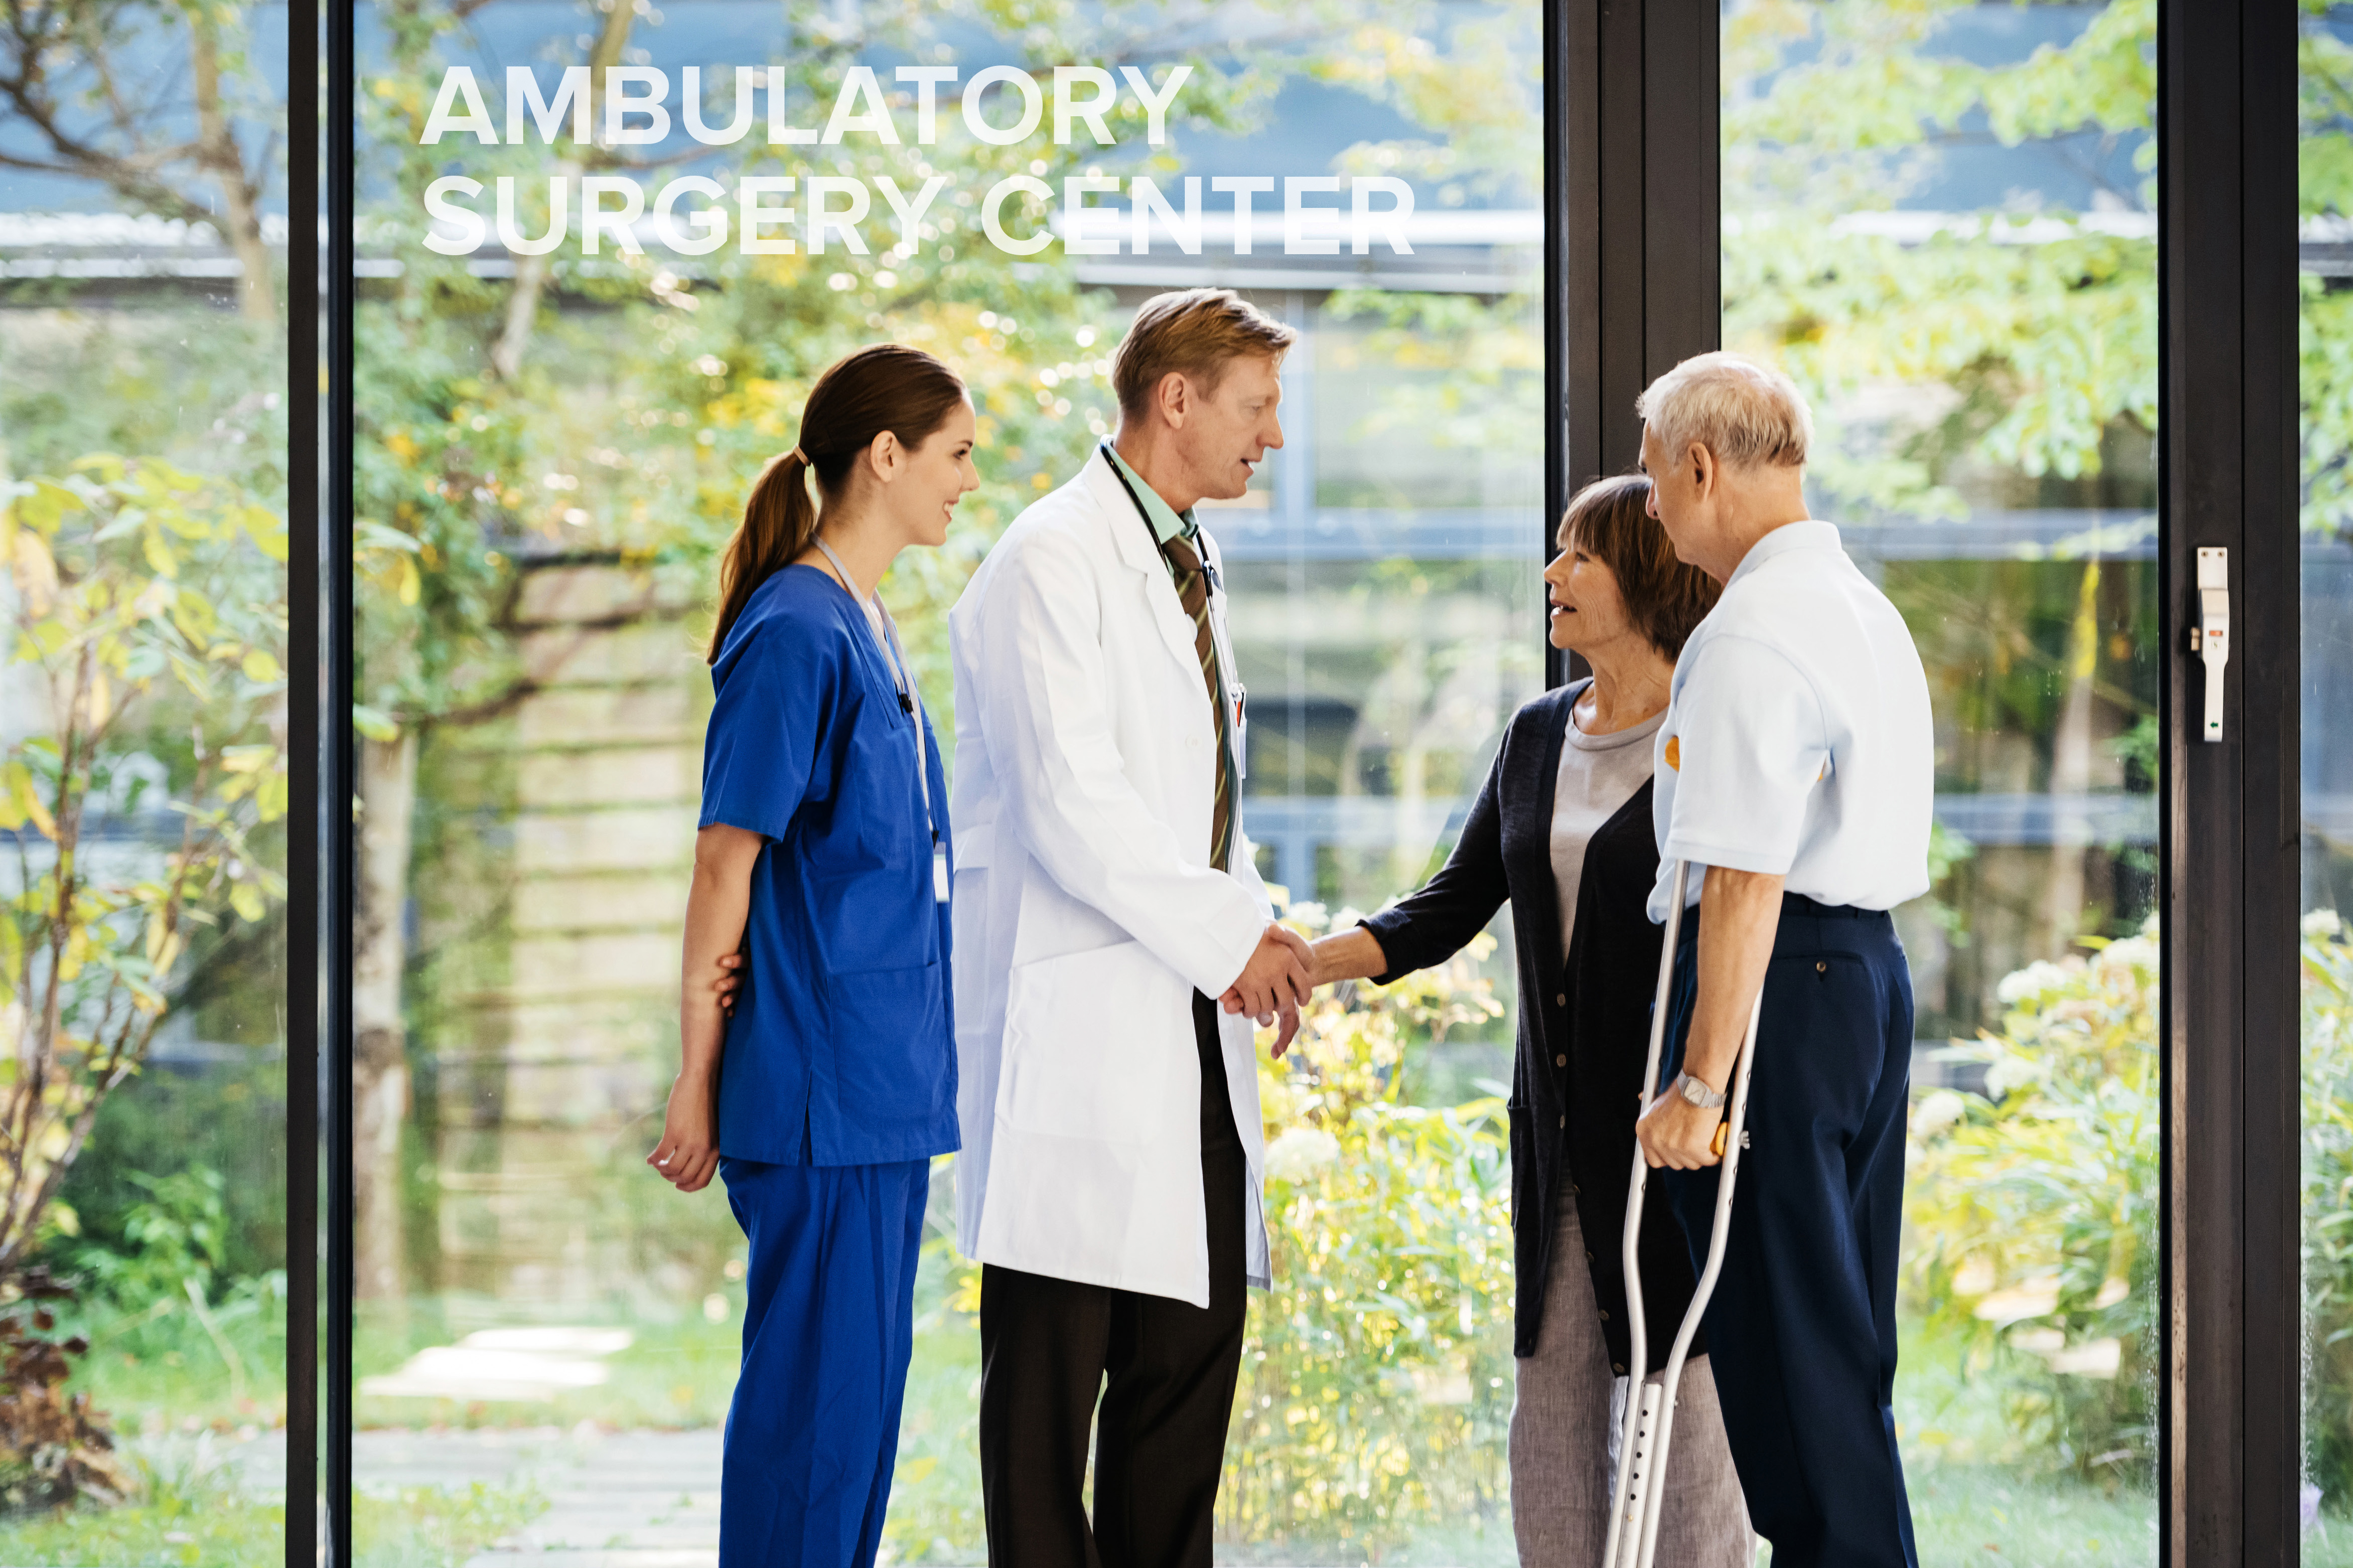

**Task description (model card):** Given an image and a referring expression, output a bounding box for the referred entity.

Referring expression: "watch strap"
[1674,1071,1728,1109]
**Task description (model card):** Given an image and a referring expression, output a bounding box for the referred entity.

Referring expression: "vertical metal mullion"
[2241,0,2306,1559]
[1544,0,1581,692]
[1594,0,1644,482]
[283,0,319,1555]
[2161,0,2244,1552]
[324,0,357,1557]
[2160,1,2301,1560]
[1638,0,1717,386]
[1552,0,1715,696]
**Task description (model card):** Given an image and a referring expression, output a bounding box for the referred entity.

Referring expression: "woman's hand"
[647,1070,722,1192]
[713,951,745,1012]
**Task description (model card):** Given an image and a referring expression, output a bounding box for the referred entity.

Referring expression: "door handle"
[2189,546,2229,743]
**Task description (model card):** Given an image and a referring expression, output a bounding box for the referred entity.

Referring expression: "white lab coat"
[947,452,1275,1307]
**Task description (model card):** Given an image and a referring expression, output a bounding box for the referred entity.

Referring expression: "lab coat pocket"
[999,939,1190,1143]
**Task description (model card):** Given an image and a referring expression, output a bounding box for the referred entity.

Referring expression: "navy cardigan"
[1359,683,1702,1370]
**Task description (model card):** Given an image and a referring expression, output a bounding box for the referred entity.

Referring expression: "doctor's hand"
[647,1070,721,1193]
[1635,1085,1724,1171]
[711,951,745,1014]
[1224,922,1313,1019]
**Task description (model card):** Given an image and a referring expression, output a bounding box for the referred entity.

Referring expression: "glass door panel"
[1725,2,2159,1560]
[353,0,1540,1560]
[2302,9,2353,1560]
[0,0,297,1558]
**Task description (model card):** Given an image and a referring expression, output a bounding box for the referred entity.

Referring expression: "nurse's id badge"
[934,842,950,904]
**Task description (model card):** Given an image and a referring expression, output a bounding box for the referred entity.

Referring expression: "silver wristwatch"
[1673,1072,1727,1110]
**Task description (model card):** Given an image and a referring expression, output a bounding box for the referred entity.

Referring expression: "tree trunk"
[2040,559,2102,956]
[188,8,276,326]
[353,730,419,1302]
[490,0,636,379]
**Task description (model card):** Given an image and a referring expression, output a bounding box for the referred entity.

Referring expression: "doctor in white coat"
[948,287,1311,1568]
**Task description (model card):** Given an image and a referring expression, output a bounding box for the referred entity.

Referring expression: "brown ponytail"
[708,343,968,660]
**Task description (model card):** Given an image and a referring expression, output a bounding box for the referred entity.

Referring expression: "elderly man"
[1631,352,1933,1568]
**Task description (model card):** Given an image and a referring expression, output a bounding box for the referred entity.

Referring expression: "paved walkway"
[358,1427,725,1566]
[348,1427,1460,1566]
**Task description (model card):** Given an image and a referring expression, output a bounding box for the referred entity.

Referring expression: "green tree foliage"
[2305,4,2353,542]
[1727,0,2157,518]
[0,459,286,1284]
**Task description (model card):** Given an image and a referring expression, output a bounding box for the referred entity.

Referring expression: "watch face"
[1680,1076,1703,1105]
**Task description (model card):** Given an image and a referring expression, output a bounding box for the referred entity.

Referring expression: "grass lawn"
[0,1439,542,1567]
[1,1282,2235,1566]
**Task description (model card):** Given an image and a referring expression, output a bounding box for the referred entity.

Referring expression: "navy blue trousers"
[716,1156,930,1568]
[1661,894,1920,1568]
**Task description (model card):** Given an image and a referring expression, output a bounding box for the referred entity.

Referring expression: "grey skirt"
[1508,1182,1753,1566]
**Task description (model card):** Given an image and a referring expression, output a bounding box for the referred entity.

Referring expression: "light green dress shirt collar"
[1102,441,1197,547]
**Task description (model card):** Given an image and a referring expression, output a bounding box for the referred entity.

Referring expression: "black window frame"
[281,0,2306,1559]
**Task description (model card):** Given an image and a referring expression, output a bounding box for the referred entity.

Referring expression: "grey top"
[1550,689,1666,962]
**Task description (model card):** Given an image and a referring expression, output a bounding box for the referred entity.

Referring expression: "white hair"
[1635,351,1814,469]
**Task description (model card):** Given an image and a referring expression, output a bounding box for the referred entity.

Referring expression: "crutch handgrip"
[1602,859,1765,1568]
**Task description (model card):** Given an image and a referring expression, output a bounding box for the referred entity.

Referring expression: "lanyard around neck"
[812,536,933,840]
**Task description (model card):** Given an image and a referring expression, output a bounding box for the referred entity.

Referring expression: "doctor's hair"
[1559,475,1722,659]
[1634,350,1814,470]
[1111,288,1298,421]
[707,343,967,661]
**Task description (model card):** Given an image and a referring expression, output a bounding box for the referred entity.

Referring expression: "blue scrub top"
[699,563,960,1167]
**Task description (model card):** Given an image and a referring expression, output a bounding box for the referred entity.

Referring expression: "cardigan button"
[1556,1054,1567,1067]
[1558,1115,1567,1128]
[1569,1183,1580,1196]
[1613,1362,1627,1375]
[1598,1309,1610,1321]
[1555,992,1567,1006]
[1585,1248,1595,1262]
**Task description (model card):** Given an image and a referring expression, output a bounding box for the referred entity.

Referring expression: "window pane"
[1724,2,2158,1559]
[0,0,294,1558]
[2303,9,2353,1559]
[356,1,1537,1561]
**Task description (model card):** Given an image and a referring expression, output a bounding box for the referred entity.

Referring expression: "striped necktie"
[1160,531,1236,873]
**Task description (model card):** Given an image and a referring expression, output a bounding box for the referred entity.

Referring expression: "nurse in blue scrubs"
[647,342,979,1568]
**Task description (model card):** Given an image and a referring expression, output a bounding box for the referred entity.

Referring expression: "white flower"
[2095,936,2159,979]
[1911,1089,1967,1140]
[1984,1054,2042,1099]
[2306,908,2345,941]
[1264,1127,1341,1182]
[1997,960,2072,1007]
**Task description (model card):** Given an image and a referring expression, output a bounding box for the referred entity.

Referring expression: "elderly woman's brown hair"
[1559,474,1721,658]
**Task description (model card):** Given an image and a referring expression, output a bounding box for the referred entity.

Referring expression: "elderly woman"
[1302,474,1750,1564]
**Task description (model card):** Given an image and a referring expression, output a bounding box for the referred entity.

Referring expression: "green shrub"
[1217,904,1514,1552]
[886,905,1515,1559]
[2300,910,2353,1503]
[1902,923,2160,1482]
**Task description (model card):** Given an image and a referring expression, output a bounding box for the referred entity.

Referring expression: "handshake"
[1217,921,1317,1056]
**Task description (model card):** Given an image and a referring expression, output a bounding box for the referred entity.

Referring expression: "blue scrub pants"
[1662,894,1920,1568]
[717,1156,930,1568]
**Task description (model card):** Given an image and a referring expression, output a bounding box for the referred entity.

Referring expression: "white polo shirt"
[1647,520,1934,922]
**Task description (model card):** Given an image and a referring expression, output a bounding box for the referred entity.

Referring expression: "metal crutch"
[1598,859,1765,1568]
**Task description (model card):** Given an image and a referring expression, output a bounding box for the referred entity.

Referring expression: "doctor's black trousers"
[976,989,1248,1568]
[1661,894,1920,1568]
